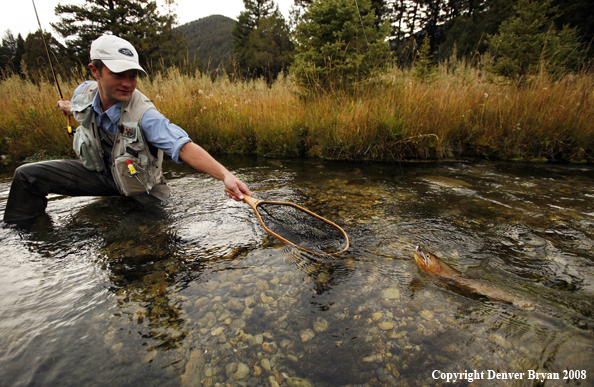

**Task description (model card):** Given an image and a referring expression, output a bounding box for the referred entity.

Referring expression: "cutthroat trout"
[414,246,534,310]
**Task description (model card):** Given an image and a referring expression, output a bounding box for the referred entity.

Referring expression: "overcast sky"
[1,0,295,42]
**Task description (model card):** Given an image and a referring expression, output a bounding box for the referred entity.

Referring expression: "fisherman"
[3,34,251,225]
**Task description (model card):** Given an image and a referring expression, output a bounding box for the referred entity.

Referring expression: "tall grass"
[1,63,592,163]
[0,74,81,161]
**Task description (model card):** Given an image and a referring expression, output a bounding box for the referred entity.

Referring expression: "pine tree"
[292,0,390,91]
[487,0,583,81]
[230,0,291,80]
[232,0,276,55]
[0,31,25,76]
[246,0,276,22]
[22,30,73,82]
[231,13,257,74]
[553,0,594,59]
[52,0,187,73]
[243,12,294,83]
[412,35,436,82]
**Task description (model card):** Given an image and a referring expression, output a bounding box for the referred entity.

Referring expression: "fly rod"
[32,0,74,136]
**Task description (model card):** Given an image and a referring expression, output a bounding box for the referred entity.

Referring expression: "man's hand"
[224,174,251,201]
[57,100,73,117]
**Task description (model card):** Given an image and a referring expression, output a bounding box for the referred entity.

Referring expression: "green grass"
[1,63,593,163]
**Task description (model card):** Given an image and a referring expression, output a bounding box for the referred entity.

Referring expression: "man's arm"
[178,142,251,201]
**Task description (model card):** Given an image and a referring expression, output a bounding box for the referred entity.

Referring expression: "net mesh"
[256,202,348,255]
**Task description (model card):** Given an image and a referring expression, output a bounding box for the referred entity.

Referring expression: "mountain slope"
[176,14,235,71]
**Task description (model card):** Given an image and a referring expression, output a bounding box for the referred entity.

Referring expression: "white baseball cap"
[90,35,147,75]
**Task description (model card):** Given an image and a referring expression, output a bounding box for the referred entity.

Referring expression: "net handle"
[225,188,350,256]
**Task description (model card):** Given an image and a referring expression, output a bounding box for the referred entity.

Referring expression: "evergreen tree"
[296,0,387,19]
[22,30,73,82]
[231,13,257,74]
[418,0,447,53]
[231,0,292,80]
[487,0,584,81]
[231,0,275,76]
[386,0,448,64]
[385,0,518,64]
[553,0,594,59]
[413,35,436,81]
[246,0,276,22]
[292,0,390,91]
[0,30,25,76]
[243,12,294,83]
[52,0,187,73]
[438,0,515,61]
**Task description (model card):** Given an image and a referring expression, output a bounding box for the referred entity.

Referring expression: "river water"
[0,156,593,387]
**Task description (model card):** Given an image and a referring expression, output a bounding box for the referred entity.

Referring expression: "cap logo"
[118,48,134,57]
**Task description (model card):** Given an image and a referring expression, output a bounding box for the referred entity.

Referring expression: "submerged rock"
[233,362,250,380]
[286,377,315,387]
[419,310,434,320]
[300,329,315,342]
[262,341,278,354]
[313,317,329,333]
[181,350,205,386]
[382,288,400,300]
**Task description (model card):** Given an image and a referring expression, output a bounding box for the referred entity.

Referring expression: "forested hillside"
[176,15,235,71]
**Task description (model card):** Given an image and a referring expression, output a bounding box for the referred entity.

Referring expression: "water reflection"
[81,204,189,352]
[0,157,593,386]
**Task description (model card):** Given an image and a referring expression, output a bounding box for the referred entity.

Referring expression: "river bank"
[1,65,592,163]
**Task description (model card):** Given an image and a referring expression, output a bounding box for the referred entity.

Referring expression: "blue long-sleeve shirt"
[72,81,191,163]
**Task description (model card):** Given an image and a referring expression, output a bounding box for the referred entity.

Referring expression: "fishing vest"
[70,82,165,196]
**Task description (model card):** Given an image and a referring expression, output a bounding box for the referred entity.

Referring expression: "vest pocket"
[73,125,106,172]
[112,156,153,196]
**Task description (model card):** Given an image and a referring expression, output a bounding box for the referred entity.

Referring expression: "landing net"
[256,202,349,256]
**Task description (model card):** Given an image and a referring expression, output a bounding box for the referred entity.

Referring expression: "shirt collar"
[92,92,123,126]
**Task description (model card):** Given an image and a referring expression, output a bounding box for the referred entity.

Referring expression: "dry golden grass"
[1,64,592,162]
[0,74,81,160]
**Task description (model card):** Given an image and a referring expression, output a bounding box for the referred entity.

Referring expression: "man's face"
[90,64,138,110]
